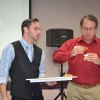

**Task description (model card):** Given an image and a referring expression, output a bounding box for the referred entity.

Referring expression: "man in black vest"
[0,18,46,100]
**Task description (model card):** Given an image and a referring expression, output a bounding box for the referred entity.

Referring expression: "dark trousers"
[12,95,44,100]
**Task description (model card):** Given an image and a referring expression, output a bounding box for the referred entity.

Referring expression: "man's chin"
[33,38,39,42]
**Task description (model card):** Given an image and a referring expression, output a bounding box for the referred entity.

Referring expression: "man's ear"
[23,27,28,32]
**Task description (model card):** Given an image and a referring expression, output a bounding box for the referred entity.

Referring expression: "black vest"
[9,41,42,99]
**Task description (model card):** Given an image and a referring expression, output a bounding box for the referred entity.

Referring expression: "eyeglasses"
[81,27,96,32]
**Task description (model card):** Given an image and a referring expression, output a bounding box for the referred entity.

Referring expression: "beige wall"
[32,0,100,76]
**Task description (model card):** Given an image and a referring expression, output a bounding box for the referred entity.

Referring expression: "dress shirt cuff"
[39,74,46,78]
[0,78,7,84]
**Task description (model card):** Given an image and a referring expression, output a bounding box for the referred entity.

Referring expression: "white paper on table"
[26,76,77,83]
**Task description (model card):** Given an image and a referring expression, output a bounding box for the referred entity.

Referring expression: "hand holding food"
[83,53,100,65]
[83,54,89,61]
[71,46,86,57]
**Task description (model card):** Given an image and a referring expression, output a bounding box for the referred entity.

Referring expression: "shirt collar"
[20,38,33,48]
[78,36,98,44]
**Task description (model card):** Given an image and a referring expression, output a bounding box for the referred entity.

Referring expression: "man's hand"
[0,84,9,100]
[45,81,57,86]
[84,53,100,65]
[39,77,57,86]
[71,46,85,57]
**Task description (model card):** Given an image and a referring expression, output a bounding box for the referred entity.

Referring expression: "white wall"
[31,0,100,99]
[0,0,29,57]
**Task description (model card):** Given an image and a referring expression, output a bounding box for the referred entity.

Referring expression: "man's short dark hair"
[21,18,39,35]
[80,14,98,28]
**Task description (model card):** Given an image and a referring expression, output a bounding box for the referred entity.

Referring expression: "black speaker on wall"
[46,28,73,47]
